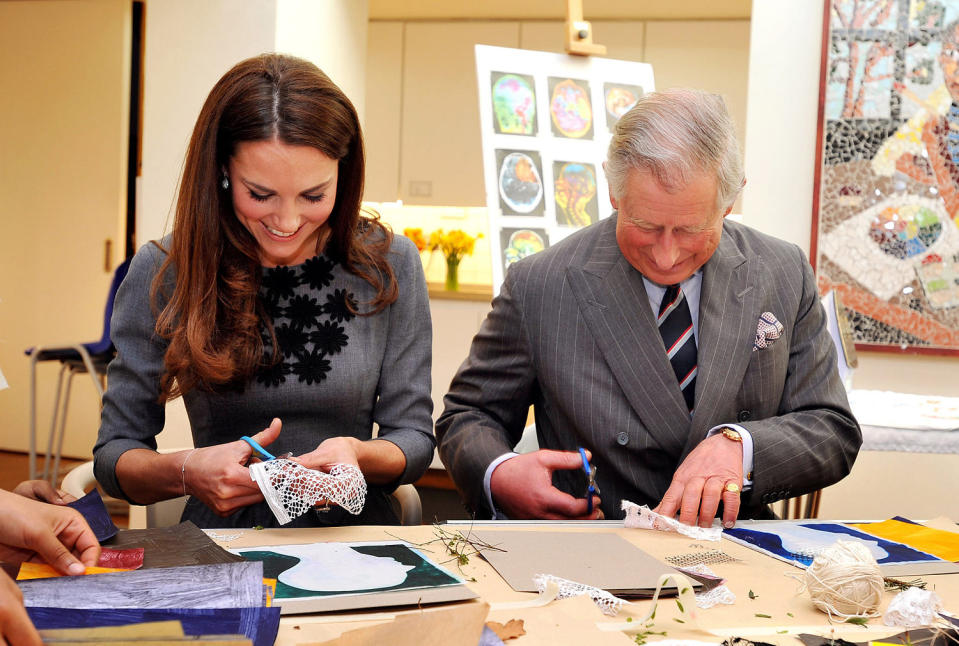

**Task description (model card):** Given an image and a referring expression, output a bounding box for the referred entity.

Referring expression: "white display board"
[475,45,655,291]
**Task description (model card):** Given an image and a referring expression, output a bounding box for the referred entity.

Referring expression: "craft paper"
[15,547,143,579]
[16,562,130,580]
[105,521,245,569]
[724,521,959,576]
[98,547,145,569]
[470,530,698,596]
[232,541,477,615]
[18,561,266,609]
[67,488,118,542]
[850,518,959,561]
[28,606,280,646]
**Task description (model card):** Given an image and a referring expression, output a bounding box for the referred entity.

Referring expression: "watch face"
[722,428,742,442]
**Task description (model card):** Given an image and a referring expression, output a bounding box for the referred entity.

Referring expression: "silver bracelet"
[181,449,198,497]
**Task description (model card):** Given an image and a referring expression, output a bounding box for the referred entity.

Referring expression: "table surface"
[207,519,959,646]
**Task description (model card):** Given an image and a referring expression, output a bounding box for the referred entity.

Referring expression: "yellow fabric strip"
[849,519,959,562]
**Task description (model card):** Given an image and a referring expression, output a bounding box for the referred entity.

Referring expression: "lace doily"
[532,574,627,616]
[622,500,722,541]
[249,458,366,525]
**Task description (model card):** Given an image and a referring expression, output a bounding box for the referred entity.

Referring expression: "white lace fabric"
[532,574,627,616]
[249,458,367,525]
[622,500,723,541]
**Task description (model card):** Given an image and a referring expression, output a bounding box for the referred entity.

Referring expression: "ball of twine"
[802,540,884,619]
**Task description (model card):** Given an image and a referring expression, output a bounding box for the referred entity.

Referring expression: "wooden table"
[209,520,959,646]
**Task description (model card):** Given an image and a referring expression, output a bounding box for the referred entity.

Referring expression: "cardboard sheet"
[470,530,698,596]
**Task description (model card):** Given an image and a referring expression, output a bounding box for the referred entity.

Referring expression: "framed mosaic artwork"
[812,0,959,354]
[475,45,655,290]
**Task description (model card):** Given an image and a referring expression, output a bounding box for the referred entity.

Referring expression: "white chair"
[62,459,422,527]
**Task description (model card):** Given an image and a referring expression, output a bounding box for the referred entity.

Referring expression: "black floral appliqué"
[291,348,331,385]
[274,323,308,358]
[310,321,349,355]
[323,288,357,323]
[286,294,323,331]
[302,255,335,290]
[256,357,290,387]
[261,265,299,303]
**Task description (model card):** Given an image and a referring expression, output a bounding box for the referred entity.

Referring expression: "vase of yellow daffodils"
[404,227,482,291]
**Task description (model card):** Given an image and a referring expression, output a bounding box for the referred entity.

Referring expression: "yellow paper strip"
[849,519,959,562]
[16,562,131,580]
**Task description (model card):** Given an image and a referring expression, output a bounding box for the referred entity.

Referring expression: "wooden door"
[0,0,131,459]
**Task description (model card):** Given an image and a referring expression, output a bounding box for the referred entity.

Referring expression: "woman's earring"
[221,175,230,190]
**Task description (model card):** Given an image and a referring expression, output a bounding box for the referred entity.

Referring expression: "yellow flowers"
[404,228,483,263]
[404,227,483,291]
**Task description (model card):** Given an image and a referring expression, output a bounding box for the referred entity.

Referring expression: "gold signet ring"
[723,482,741,494]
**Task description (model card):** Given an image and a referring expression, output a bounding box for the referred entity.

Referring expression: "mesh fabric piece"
[622,500,722,541]
[249,459,366,525]
[679,563,736,609]
[532,574,627,616]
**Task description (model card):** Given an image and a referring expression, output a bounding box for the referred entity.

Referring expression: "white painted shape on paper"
[259,543,414,592]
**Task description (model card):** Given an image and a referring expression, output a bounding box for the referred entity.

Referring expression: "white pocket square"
[753,312,784,351]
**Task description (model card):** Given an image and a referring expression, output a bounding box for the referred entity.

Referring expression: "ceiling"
[369,0,751,21]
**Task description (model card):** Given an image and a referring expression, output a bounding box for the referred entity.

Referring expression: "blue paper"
[27,606,280,646]
[66,489,118,543]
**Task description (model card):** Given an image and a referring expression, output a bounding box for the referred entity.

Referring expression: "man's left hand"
[655,433,743,528]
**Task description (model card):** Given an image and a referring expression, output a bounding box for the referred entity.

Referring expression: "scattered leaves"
[755,613,772,618]
[845,617,869,626]
[626,617,633,623]
[634,629,667,645]
[673,618,686,624]
[777,630,789,634]
[787,612,794,618]
[387,520,505,579]
[486,619,525,640]
[676,599,685,613]
[253,525,264,530]
[884,576,927,591]
[748,589,758,599]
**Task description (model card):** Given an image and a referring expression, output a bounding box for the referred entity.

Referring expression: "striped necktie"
[657,284,697,412]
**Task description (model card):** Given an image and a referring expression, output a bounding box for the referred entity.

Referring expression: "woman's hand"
[182,418,283,517]
[291,436,362,472]
[12,480,76,505]
[0,489,100,574]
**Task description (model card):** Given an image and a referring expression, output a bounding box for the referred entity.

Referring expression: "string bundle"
[249,458,367,525]
[802,540,884,620]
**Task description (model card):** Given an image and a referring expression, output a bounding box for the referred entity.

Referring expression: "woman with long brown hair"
[93,54,434,528]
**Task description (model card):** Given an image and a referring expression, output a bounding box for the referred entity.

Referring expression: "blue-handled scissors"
[578,447,600,514]
[241,435,276,461]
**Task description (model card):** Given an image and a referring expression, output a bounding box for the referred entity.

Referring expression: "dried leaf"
[845,617,869,626]
[755,613,772,618]
[748,589,757,599]
[486,619,526,640]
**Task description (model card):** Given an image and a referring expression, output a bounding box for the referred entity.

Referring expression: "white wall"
[138,0,278,245]
[743,0,959,398]
[275,0,369,123]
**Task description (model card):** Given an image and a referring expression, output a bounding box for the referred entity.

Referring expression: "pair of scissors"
[241,436,291,461]
[578,447,600,514]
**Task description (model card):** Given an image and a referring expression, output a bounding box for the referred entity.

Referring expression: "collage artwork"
[475,45,656,289]
[814,0,959,352]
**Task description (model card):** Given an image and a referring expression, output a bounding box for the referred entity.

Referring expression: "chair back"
[84,257,132,356]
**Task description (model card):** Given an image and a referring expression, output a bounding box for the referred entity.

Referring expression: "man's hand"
[489,450,603,520]
[655,433,742,528]
[183,418,283,516]
[0,489,100,575]
[0,570,41,646]
[12,480,76,505]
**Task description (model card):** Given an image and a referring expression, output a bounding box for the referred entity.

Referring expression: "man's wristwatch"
[717,426,751,481]
[719,427,742,442]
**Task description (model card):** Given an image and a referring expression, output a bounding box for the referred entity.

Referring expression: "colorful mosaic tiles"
[814,0,959,352]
